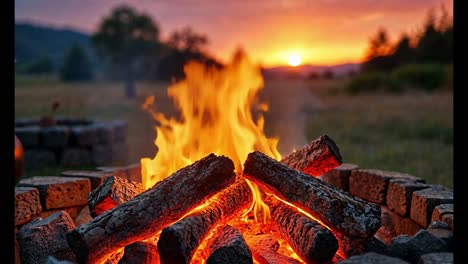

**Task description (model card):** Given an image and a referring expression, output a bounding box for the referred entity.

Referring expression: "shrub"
[345,72,402,95]
[391,64,446,91]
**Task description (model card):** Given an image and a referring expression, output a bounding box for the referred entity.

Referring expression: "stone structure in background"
[15,117,128,169]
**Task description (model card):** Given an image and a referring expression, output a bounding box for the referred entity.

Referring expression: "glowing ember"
[140,49,280,223]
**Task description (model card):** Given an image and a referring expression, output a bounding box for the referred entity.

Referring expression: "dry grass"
[15,75,453,187]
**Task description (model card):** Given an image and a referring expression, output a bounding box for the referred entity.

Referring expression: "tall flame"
[140,50,281,221]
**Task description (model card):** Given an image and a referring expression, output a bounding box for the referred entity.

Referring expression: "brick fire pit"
[14,162,453,264]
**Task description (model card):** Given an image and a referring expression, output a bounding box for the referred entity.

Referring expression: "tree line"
[362,5,452,72]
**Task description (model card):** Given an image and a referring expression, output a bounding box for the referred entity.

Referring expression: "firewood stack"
[62,135,382,264]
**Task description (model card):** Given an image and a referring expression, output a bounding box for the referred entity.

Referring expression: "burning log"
[243,151,381,239]
[119,241,160,264]
[88,176,144,217]
[205,225,253,264]
[280,135,342,176]
[66,154,236,263]
[158,179,252,264]
[244,234,301,264]
[265,196,338,263]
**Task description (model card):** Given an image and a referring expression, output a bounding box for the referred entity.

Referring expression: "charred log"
[280,135,342,176]
[265,196,338,264]
[158,179,251,264]
[119,241,160,264]
[88,176,144,217]
[205,225,253,264]
[66,154,236,264]
[243,151,381,239]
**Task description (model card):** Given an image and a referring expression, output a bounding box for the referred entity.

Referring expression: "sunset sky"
[15,0,453,66]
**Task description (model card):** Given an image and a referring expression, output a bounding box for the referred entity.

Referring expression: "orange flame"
[140,50,281,222]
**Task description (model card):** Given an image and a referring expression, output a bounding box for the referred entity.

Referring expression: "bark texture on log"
[205,225,253,264]
[280,135,342,176]
[244,151,381,239]
[119,241,160,264]
[66,154,236,264]
[158,179,252,264]
[88,176,144,217]
[265,196,338,264]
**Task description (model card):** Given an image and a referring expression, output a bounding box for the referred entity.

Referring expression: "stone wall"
[15,117,128,168]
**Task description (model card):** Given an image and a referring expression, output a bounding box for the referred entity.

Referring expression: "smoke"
[260,78,323,157]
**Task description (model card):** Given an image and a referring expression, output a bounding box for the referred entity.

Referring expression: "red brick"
[15,187,42,226]
[321,163,358,191]
[410,186,453,227]
[349,169,424,204]
[61,170,113,189]
[18,176,91,209]
[386,179,429,216]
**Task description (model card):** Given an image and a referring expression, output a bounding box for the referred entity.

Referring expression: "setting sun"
[288,54,302,67]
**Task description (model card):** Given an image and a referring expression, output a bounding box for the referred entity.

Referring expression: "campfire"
[15,52,453,264]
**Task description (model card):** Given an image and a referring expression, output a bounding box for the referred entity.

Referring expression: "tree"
[60,44,93,81]
[168,27,209,53]
[92,5,160,98]
[364,28,392,61]
[415,6,452,63]
[392,34,415,66]
[23,56,54,74]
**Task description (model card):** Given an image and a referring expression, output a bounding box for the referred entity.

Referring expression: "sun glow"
[287,54,302,67]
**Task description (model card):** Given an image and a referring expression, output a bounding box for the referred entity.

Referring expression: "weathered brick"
[15,126,41,147]
[349,169,424,204]
[431,204,453,222]
[91,144,113,166]
[375,206,396,245]
[41,126,70,148]
[61,148,92,166]
[40,206,83,221]
[380,206,422,236]
[56,117,93,126]
[71,125,99,146]
[112,120,128,141]
[386,179,429,216]
[15,118,39,127]
[24,149,57,169]
[17,211,78,264]
[321,163,358,191]
[61,170,113,189]
[418,253,453,264]
[410,186,453,227]
[93,123,114,144]
[18,176,91,209]
[15,187,42,226]
[97,166,128,179]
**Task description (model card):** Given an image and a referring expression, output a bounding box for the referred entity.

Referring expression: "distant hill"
[15,22,99,71]
[262,63,361,79]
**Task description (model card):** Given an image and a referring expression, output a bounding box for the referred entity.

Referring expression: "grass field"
[15,75,453,187]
